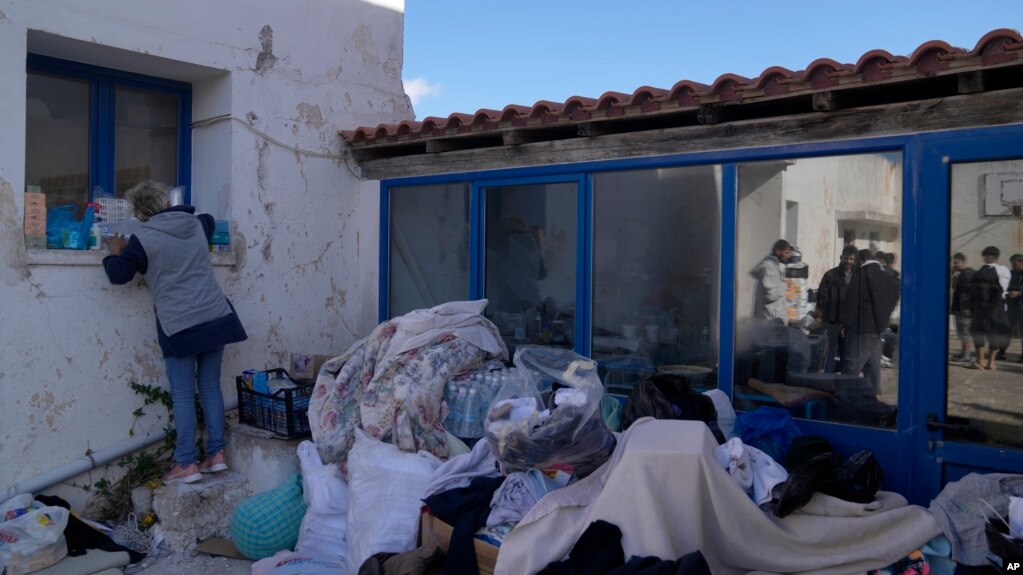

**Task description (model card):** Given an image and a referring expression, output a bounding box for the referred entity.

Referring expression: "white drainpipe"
[3,397,238,501]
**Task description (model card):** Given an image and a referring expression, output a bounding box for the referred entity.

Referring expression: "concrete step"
[223,410,304,495]
[152,471,251,552]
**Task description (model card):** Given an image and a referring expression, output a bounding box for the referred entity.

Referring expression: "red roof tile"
[343,28,1023,147]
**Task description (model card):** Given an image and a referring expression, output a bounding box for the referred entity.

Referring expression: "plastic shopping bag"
[0,494,70,575]
[485,345,615,477]
[296,440,349,563]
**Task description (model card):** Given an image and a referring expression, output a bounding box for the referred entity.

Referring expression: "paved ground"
[128,551,253,575]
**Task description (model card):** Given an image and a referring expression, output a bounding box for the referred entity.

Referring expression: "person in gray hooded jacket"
[103,181,247,485]
[749,239,792,323]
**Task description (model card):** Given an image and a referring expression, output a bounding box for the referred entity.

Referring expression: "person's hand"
[1008,291,1021,299]
[105,235,126,256]
[962,309,971,318]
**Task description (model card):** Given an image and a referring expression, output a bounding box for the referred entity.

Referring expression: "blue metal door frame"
[379,122,1023,503]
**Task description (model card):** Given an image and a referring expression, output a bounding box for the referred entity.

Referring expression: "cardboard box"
[420,509,498,575]
[23,216,46,235]
[290,353,331,381]
[25,190,44,204]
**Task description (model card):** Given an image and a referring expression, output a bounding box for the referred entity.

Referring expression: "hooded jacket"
[749,255,787,322]
[103,206,246,358]
[841,260,899,336]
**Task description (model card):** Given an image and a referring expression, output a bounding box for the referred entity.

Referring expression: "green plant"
[79,380,206,522]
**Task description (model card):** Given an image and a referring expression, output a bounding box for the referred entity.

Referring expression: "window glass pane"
[26,72,90,207]
[389,183,470,317]
[592,166,721,396]
[947,160,1023,448]
[484,182,577,354]
[734,154,903,428]
[115,86,179,196]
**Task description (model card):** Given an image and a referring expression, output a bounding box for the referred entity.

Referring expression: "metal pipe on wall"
[3,398,238,501]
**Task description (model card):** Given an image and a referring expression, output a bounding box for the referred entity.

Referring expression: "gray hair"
[126,181,170,221]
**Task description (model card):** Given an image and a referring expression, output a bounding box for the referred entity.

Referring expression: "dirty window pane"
[25,72,90,207]
[484,182,577,354]
[734,154,903,428]
[592,166,722,397]
[946,160,1023,449]
[114,86,179,197]
[388,183,470,317]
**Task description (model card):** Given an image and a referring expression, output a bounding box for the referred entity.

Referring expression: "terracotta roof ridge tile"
[340,27,1023,145]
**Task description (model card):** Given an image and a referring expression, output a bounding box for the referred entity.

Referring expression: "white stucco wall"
[0,0,409,504]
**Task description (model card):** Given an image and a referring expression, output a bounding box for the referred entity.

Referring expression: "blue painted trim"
[469,182,484,300]
[27,54,192,200]
[96,78,114,196]
[378,184,391,322]
[718,164,737,398]
[579,174,593,358]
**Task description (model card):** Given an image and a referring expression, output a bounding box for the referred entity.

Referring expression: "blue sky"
[402,1,1021,120]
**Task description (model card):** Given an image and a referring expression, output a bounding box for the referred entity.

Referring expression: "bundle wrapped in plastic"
[485,346,615,477]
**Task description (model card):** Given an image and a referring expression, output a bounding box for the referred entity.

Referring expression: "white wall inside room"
[0,0,408,507]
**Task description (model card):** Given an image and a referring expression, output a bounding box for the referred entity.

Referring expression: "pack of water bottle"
[443,367,521,441]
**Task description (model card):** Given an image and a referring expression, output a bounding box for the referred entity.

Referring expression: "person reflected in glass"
[949,252,977,364]
[969,246,1011,370]
[749,239,792,323]
[841,249,899,399]
[1007,254,1023,363]
[815,245,858,373]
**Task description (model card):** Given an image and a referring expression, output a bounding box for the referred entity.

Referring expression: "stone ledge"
[152,471,251,552]
[25,248,237,267]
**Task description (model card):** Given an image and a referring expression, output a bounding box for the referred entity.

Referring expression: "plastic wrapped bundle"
[485,346,616,477]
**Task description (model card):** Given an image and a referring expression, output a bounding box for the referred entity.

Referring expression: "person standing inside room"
[815,245,858,372]
[750,239,792,323]
[969,246,1011,370]
[949,252,977,364]
[103,181,247,485]
[842,249,899,398]
[1008,253,1023,363]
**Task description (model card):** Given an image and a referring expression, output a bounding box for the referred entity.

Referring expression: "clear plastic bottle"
[463,388,482,439]
[451,387,468,437]
[443,382,458,423]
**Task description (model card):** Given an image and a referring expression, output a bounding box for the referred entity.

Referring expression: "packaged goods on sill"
[96,197,133,223]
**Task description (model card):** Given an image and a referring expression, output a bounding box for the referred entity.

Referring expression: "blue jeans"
[165,347,226,466]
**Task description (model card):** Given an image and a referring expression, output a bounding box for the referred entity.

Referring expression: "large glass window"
[945,160,1023,449]
[114,86,180,196]
[734,154,903,428]
[484,182,577,353]
[592,166,721,396]
[25,72,90,208]
[25,56,189,209]
[388,183,470,317]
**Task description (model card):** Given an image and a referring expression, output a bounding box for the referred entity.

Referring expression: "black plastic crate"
[236,368,314,439]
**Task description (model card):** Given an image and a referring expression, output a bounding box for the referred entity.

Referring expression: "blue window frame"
[26,54,192,203]
[379,123,1023,502]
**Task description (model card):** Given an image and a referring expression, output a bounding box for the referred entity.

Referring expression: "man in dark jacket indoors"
[815,245,858,372]
[841,249,900,398]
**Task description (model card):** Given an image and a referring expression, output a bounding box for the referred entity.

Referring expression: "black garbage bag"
[772,450,885,517]
[621,373,725,443]
[986,518,1023,565]
[784,435,834,470]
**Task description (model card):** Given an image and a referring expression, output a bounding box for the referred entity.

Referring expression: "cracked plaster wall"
[0,0,408,504]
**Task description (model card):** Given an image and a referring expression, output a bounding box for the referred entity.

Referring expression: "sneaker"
[881,356,894,369]
[162,463,202,485]
[198,451,228,474]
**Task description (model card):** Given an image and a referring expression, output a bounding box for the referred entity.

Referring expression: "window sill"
[26,248,237,267]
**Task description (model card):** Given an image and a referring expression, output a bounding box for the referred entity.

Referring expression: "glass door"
[480,180,579,356]
[915,130,1023,501]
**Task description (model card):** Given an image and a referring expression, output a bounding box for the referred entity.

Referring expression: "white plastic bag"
[295,440,349,563]
[0,494,70,575]
[345,428,440,574]
[252,550,348,575]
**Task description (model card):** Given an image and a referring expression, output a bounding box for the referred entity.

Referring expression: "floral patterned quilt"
[309,319,501,476]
